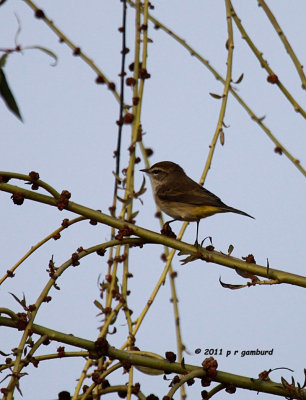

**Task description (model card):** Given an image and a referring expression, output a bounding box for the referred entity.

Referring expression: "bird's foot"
[193,239,200,248]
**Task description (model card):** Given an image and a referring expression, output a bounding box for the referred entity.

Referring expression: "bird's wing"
[157,181,225,207]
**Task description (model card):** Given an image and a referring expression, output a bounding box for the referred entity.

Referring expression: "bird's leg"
[161,219,177,238]
[194,220,200,247]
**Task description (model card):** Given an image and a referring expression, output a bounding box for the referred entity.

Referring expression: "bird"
[141,161,254,245]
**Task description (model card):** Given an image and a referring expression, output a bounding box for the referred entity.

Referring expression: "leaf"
[117,195,128,204]
[16,377,27,396]
[220,130,225,146]
[177,249,189,256]
[209,92,224,99]
[93,300,104,312]
[0,68,23,121]
[133,176,147,201]
[234,73,244,84]
[219,277,247,290]
[180,254,198,265]
[0,53,9,68]
[14,13,22,46]
[133,351,165,376]
[26,45,58,66]
[9,292,27,309]
[252,114,266,122]
[302,368,306,388]
[281,376,291,390]
[235,268,250,278]
[235,268,259,284]
[227,244,234,256]
[139,175,146,193]
[0,373,12,384]
[200,236,213,246]
[130,210,139,219]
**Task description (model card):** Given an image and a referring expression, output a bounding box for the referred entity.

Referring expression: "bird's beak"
[140,168,150,173]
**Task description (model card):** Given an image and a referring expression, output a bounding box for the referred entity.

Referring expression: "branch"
[0,316,304,399]
[257,0,306,90]
[230,2,306,118]
[0,216,85,286]
[22,0,122,104]
[200,0,234,184]
[0,180,305,288]
[126,0,306,178]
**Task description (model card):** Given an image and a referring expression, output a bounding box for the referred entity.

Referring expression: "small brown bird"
[141,161,254,244]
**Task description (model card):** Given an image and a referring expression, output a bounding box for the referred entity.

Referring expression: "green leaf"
[27,45,58,66]
[0,68,23,121]
[219,277,247,290]
[234,73,244,84]
[180,254,198,265]
[130,210,139,219]
[227,244,234,255]
[9,292,27,309]
[0,53,9,68]
[209,92,224,99]
[93,300,104,311]
[266,258,270,275]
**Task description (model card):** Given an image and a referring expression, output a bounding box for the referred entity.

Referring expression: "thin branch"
[257,0,306,90]
[139,143,186,398]
[0,171,60,198]
[167,369,203,398]
[114,0,128,185]
[130,1,235,345]
[200,0,234,184]
[0,351,90,372]
[0,181,305,287]
[0,216,85,286]
[22,0,122,104]
[230,2,306,118]
[1,316,304,400]
[126,0,306,178]
[204,383,226,399]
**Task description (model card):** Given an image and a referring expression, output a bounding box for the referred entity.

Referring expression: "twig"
[257,0,306,90]
[22,0,122,104]
[200,0,234,184]
[230,2,306,118]
[0,216,85,286]
[126,0,306,178]
[0,181,305,287]
[1,318,304,400]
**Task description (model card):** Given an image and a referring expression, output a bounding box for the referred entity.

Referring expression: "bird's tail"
[223,206,255,219]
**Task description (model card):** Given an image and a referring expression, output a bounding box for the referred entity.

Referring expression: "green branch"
[230,2,305,118]
[126,0,306,178]
[22,0,122,104]
[257,0,306,90]
[0,180,305,288]
[0,315,304,399]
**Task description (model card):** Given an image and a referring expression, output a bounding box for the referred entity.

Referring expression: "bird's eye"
[152,169,160,175]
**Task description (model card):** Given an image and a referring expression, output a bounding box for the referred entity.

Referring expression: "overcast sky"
[1,1,305,399]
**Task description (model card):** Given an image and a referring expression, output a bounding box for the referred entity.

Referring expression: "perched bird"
[141,161,254,245]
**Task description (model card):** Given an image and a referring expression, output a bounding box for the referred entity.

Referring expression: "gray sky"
[1,1,305,399]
